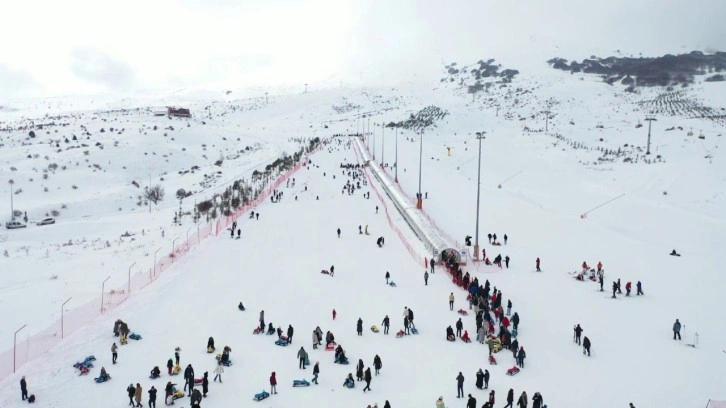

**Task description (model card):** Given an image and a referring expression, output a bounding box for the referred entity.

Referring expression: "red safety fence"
[352,141,428,269]
[0,143,325,380]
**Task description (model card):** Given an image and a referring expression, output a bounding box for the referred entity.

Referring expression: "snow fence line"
[352,136,456,263]
[0,143,325,381]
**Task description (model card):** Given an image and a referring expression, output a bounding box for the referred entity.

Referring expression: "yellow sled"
[172,365,181,375]
[370,325,379,333]
[172,390,185,399]
[120,335,128,345]
[207,346,215,354]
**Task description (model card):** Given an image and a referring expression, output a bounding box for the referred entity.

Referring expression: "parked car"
[36,218,55,226]
[5,221,27,229]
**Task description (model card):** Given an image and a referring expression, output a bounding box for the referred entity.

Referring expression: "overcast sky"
[1,0,724,98]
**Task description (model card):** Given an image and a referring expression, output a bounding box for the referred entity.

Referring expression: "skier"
[385,271,390,284]
[535,258,541,272]
[112,342,118,364]
[467,394,477,408]
[269,371,277,394]
[673,319,681,340]
[382,315,390,335]
[312,361,320,384]
[287,325,295,343]
[449,292,455,310]
[127,383,136,406]
[213,361,224,382]
[475,369,484,389]
[297,347,308,369]
[456,318,463,338]
[456,372,465,398]
[373,355,382,375]
[148,386,157,408]
[363,367,372,392]
[583,336,591,356]
[505,255,510,268]
[19,376,30,402]
[636,281,644,295]
[574,324,583,345]
[424,271,429,285]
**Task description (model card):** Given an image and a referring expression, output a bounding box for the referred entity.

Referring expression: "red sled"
[395,330,405,338]
[194,378,203,384]
[279,335,289,342]
[253,327,263,334]
[325,342,336,351]
[457,309,468,316]
[506,366,520,376]
[488,355,497,365]
[320,270,330,275]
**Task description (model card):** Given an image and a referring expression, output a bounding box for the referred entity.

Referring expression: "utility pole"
[417,129,424,210]
[8,179,14,220]
[543,110,551,132]
[645,115,657,155]
[372,121,376,161]
[474,132,486,261]
[394,127,399,182]
[381,123,385,166]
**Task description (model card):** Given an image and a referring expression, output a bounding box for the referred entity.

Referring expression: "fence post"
[14,324,27,373]
[61,297,72,339]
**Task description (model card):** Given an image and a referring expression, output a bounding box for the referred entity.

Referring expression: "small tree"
[145,185,165,205]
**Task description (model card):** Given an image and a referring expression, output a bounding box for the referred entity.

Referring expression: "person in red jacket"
[536,258,541,272]
[597,261,603,272]
[332,309,337,320]
[581,261,589,272]
[625,282,632,296]
[502,316,510,328]
[269,372,277,394]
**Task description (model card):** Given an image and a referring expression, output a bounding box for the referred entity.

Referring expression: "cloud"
[0,65,39,97]
[70,48,136,90]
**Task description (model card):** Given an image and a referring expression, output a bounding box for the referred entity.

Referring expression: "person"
[363,367,372,392]
[191,389,202,406]
[636,281,644,295]
[127,383,136,406]
[298,347,308,369]
[20,376,28,401]
[612,281,618,298]
[504,234,508,245]
[504,388,514,408]
[375,205,378,213]
[574,324,583,345]
[516,347,526,368]
[373,355,382,375]
[343,373,355,388]
[483,369,490,389]
[332,309,337,320]
[625,281,632,296]
[384,401,391,408]
[436,396,446,408]
[269,371,277,394]
[357,318,363,336]
[134,383,143,408]
[488,390,496,407]
[150,366,161,379]
[312,361,320,384]
[583,336,591,356]
[207,337,215,351]
[330,265,335,276]
[456,372,464,398]
[673,319,682,340]
[532,392,543,408]
[424,270,429,285]
[506,300,512,316]
[287,325,295,343]
[446,326,455,341]
[536,257,541,272]
[112,342,118,364]
[337,228,341,238]
[449,292,455,310]
[475,369,484,389]
[512,312,520,331]
[382,315,390,334]
[430,258,435,273]
[148,386,157,408]
[164,382,174,404]
[505,255,510,268]
[202,372,209,397]
[599,274,604,291]
[455,318,463,337]
[356,359,364,381]
[517,391,528,408]
[385,271,390,284]
[175,348,181,366]
[467,394,477,408]
[100,367,108,380]
[183,364,194,395]
[487,233,492,243]
[238,302,245,311]
[213,361,224,382]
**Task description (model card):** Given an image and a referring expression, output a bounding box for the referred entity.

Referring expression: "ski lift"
[687,128,694,137]
[596,122,604,129]
[635,121,643,128]
[698,130,705,140]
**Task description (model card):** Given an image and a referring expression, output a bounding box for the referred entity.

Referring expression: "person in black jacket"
[483,369,490,389]
[148,386,157,408]
[382,315,390,335]
[357,318,363,336]
[475,369,484,389]
[202,372,209,397]
[407,308,414,324]
[574,324,583,345]
[363,367,372,392]
[385,271,390,284]
[467,394,477,408]
[20,376,28,401]
[583,337,591,356]
[512,313,520,331]
[504,388,514,408]
[455,318,463,338]
[183,365,194,396]
[287,325,294,343]
[532,392,543,408]
[127,384,136,406]
[446,326,455,341]
[373,355,382,375]
[511,338,519,358]
[356,359,364,381]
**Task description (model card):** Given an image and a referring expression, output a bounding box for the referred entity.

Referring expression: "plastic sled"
[222,359,232,367]
[410,326,419,335]
[171,365,181,375]
[266,329,275,336]
[506,366,520,376]
[94,374,111,383]
[457,309,469,316]
[194,377,204,384]
[447,335,456,342]
[79,366,90,375]
[370,325,379,333]
[172,390,185,400]
[395,330,405,338]
[253,390,270,401]
[511,329,518,338]
[207,346,215,353]
[325,342,336,351]
[293,379,310,387]
[253,327,263,334]
[343,379,355,388]
[150,374,160,380]
[304,357,310,366]
[488,355,497,365]
[129,333,142,340]
[120,336,128,345]
[388,281,397,287]
[334,356,349,365]
[275,339,289,347]
[462,337,472,343]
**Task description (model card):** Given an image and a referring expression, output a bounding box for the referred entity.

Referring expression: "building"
[167,107,191,118]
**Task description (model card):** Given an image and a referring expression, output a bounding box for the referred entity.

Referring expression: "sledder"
[292,379,310,387]
[325,341,337,351]
[253,390,270,401]
[150,366,161,379]
[217,346,233,366]
[343,373,355,388]
[410,324,419,335]
[207,337,215,353]
[488,354,497,365]
[275,336,289,347]
[94,367,111,383]
[506,366,520,376]
[388,281,397,287]
[462,331,472,343]
[487,338,502,353]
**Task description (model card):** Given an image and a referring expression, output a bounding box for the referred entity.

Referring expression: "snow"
[1,70,725,408]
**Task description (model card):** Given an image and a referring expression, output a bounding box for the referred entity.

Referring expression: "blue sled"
[293,379,310,387]
[253,390,270,401]
[129,333,142,340]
